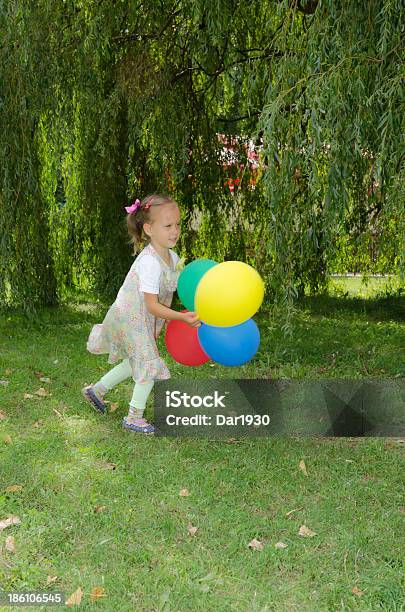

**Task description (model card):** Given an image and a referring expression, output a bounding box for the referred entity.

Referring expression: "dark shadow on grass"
[295,294,405,323]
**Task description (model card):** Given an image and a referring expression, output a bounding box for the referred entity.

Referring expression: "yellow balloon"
[195,261,264,326]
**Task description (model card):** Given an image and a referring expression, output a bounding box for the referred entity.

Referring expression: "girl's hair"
[126,193,177,254]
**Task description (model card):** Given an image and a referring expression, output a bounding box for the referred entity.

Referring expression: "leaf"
[5,535,15,553]
[286,507,303,518]
[66,587,83,607]
[299,460,308,476]
[34,371,45,378]
[33,420,43,428]
[275,541,288,549]
[109,402,119,413]
[47,575,58,584]
[95,461,116,470]
[248,538,264,550]
[5,369,13,376]
[0,380,9,386]
[90,587,106,602]
[3,435,12,444]
[0,410,7,420]
[39,377,51,384]
[94,505,107,513]
[298,525,317,537]
[187,523,198,536]
[351,587,364,596]
[24,393,34,399]
[4,485,23,493]
[34,387,51,397]
[0,516,21,530]
[179,488,190,497]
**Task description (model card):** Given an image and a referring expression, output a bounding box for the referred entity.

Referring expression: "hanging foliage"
[1,0,403,313]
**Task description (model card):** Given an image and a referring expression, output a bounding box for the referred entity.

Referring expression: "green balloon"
[178,259,218,311]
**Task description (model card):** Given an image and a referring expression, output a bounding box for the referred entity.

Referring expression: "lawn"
[0,277,404,610]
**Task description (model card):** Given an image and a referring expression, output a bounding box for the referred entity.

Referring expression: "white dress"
[86,243,180,383]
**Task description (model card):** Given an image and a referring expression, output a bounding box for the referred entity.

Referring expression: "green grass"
[0,279,404,611]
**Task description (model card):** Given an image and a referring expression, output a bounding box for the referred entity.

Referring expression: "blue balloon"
[198,319,260,366]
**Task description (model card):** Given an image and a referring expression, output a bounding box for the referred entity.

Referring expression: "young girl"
[82,193,200,434]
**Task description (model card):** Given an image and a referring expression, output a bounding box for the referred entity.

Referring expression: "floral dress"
[86,244,181,383]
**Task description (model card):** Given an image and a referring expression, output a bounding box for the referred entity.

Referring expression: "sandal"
[122,416,155,434]
[81,385,107,415]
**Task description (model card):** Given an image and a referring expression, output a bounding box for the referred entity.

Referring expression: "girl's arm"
[143,293,200,327]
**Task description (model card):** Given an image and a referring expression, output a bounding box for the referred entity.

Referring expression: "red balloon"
[165,314,210,366]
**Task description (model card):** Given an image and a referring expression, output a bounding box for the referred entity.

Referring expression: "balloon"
[195,261,264,326]
[198,319,260,366]
[177,259,218,311]
[165,315,210,366]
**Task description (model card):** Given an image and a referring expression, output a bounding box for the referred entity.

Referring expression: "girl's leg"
[93,359,133,397]
[82,359,132,414]
[123,381,155,433]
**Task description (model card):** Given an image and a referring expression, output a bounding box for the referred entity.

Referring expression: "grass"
[0,277,404,611]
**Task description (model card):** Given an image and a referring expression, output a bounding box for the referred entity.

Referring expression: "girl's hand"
[182,311,201,328]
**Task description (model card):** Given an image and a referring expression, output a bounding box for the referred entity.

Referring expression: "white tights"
[96,359,154,414]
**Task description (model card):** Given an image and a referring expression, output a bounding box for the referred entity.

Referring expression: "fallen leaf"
[0,380,9,386]
[188,523,198,536]
[53,359,59,364]
[179,488,190,497]
[4,485,23,493]
[351,587,364,596]
[66,587,83,607]
[299,460,308,476]
[52,408,64,418]
[298,525,317,537]
[275,541,288,549]
[33,420,43,428]
[90,587,106,602]
[3,435,12,444]
[95,461,116,470]
[24,393,34,399]
[5,369,13,376]
[5,535,15,553]
[248,538,264,550]
[286,507,303,518]
[0,516,21,530]
[47,575,58,584]
[94,505,107,513]
[34,387,51,397]
[0,410,7,420]
[109,402,119,413]
[34,371,45,378]
[39,376,51,384]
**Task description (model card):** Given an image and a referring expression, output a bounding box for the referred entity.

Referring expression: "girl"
[82,193,200,434]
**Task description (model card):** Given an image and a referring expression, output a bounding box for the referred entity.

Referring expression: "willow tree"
[0,2,58,309]
[1,0,403,313]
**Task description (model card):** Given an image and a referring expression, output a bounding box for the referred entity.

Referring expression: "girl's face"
[143,203,181,249]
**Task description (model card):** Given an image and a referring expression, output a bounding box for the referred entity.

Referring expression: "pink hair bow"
[125,198,141,214]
